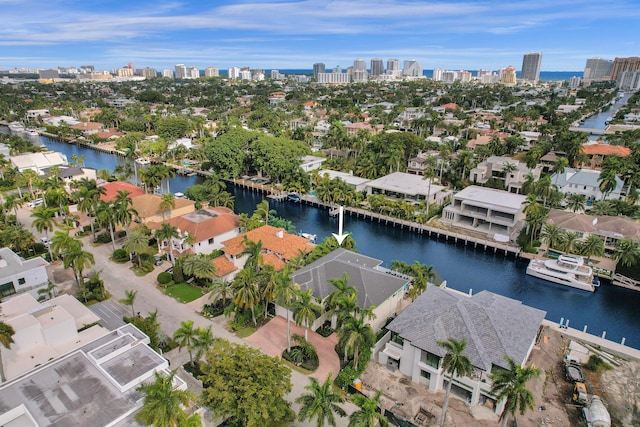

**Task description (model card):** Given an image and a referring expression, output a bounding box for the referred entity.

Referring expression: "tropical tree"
[173,320,199,367]
[560,231,580,254]
[31,205,57,260]
[63,244,95,287]
[293,288,322,340]
[123,229,150,269]
[3,194,23,218]
[340,312,375,371]
[37,282,58,301]
[0,321,16,382]
[95,200,118,251]
[113,189,138,235]
[551,157,569,187]
[231,268,261,326]
[135,370,197,427]
[274,268,299,352]
[613,239,640,268]
[181,253,216,284]
[159,193,175,221]
[348,390,388,427]
[437,337,473,427]
[240,236,264,270]
[578,235,605,262]
[119,289,138,318]
[155,223,179,265]
[540,223,563,255]
[565,193,587,213]
[207,278,233,306]
[192,326,214,363]
[296,373,347,427]
[490,356,542,427]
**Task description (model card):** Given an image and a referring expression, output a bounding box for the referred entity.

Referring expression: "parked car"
[27,198,44,208]
[564,361,586,383]
[164,266,173,274]
[154,255,163,266]
[40,237,50,247]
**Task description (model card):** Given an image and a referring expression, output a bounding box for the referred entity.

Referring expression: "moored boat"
[135,157,151,165]
[298,232,317,243]
[287,193,301,202]
[526,254,597,292]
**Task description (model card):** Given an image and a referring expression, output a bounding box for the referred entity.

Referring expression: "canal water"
[580,93,631,141]
[8,131,640,349]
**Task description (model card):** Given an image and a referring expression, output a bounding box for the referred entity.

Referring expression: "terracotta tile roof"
[262,253,286,271]
[581,144,631,157]
[70,122,104,130]
[130,194,195,219]
[221,225,314,261]
[213,255,237,277]
[99,181,145,202]
[148,207,240,243]
[441,103,459,110]
[547,209,640,242]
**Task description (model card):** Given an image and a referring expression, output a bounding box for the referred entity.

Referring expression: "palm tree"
[207,278,233,306]
[119,289,138,318]
[181,254,216,284]
[274,268,299,352]
[613,239,640,268]
[437,337,473,427]
[240,236,263,270]
[3,194,23,218]
[341,313,375,371]
[64,245,95,287]
[95,200,118,251]
[123,229,149,269]
[231,268,260,326]
[490,356,542,427]
[192,326,214,363]
[293,288,322,340]
[37,282,58,302]
[135,370,197,427]
[159,193,175,221]
[560,231,580,254]
[551,157,569,187]
[155,223,179,265]
[173,320,199,367]
[540,223,563,255]
[31,205,57,260]
[113,189,138,236]
[50,230,79,260]
[565,193,587,213]
[296,373,347,427]
[348,390,388,427]
[0,321,16,382]
[578,235,605,262]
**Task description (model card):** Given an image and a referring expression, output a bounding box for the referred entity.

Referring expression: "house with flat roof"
[365,172,452,206]
[9,151,68,175]
[316,169,371,192]
[148,207,241,257]
[287,248,409,330]
[470,156,542,194]
[550,168,623,202]
[300,155,326,172]
[376,285,545,415]
[442,185,526,240]
[0,322,184,426]
[0,248,49,299]
[221,225,315,272]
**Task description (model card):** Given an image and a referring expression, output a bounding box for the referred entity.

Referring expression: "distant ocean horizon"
[218,69,581,81]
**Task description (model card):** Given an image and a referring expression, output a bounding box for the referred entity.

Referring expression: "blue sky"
[1,0,637,72]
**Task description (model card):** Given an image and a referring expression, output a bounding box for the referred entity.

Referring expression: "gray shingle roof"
[291,248,408,308]
[386,286,546,370]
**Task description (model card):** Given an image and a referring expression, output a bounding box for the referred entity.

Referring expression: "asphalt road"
[16,205,356,426]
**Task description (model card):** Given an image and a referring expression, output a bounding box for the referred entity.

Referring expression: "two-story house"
[376,285,545,415]
[0,248,49,299]
[550,168,623,202]
[469,156,542,194]
[442,186,526,241]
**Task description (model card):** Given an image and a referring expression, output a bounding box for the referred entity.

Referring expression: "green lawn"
[165,283,204,303]
[236,327,256,338]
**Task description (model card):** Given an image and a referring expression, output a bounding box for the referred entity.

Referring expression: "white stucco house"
[0,248,49,299]
[375,285,546,415]
[365,172,452,206]
[550,168,623,202]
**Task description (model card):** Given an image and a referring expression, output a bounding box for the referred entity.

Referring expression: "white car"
[40,237,50,247]
[27,198,44,208]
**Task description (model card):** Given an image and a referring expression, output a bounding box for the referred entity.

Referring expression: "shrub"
[316,321,334,338]
[95,232,112,244]
[202,301,226,318]
[335,366,358,389]
[117,230,127,238]
[157,271,173,285]
[112,248,129,263]
[583,355,612,372]
[173,262,185,283]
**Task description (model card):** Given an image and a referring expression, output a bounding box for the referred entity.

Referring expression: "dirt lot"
[362,326,639,426]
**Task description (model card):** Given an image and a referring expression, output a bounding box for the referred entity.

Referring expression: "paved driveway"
[245,316,341,381]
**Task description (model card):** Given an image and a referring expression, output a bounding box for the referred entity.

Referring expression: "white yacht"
[135,157,151,165]
[526,254,598,292]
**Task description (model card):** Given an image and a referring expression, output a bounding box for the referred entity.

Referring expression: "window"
[0,282,15,297]
[208,238,215,244]
[18,278,26,285]
[390,332,404,346]
[420,351,440,368]
[420,370,431,380]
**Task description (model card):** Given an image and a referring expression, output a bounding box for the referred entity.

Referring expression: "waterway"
[7,131,640,349]
[580,92,631,141]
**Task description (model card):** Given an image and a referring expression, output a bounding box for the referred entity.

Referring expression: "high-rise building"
[520,52,542,82]
[138,67,158,78]
[370,58,384,76]
[353,58,366,71]
[617,70,640,91]
[352,59,368,82]
[313,63,325,80]
[583,58,613,81]
[568,76,582,89]
[187,66,200,79]
[174,64,187,79]
[205,67,219,78]
[317,72,351,84]
[432,68,444,81]
[162,69,173,78]
[387,59,401,77]
[611,57,640,81]
[403,59,422,77]
[228,67,240,79]
[500,66,517,86]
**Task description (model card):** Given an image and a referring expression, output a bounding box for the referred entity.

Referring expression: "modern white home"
[442,185,526,241]
[375,285,545,415]
[550,168,623,202]
[316,169,371,193]
[300,155,326,172]
[9,151,68,175]
[469,156,542,194]
[284,248,409,331]
[0,247,49,299]
[365,172,452,206]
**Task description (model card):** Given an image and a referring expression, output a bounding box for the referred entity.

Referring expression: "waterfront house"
[550,168,623,202]
[130,194,196,224]
[70,121,104,136]
[57,166,97,190]
[10,151,68,175]
[546,209,640,254]
[316,169,370,192]
[284,248,409,330]
[469,156,542,194]
[299,155,326,172]
[375,285,545,414]
[148,207,240,257]
[0,248,49,300]
[221,225,314,273]
[98,181,146,201]
[366,172,452,206]
[580,143,631,169]
[442,185,526,241]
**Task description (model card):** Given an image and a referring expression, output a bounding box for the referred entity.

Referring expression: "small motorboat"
[287,193,301,202]
[299,232,317,243]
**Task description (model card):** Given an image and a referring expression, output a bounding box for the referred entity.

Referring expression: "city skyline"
[1,0,638,71]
